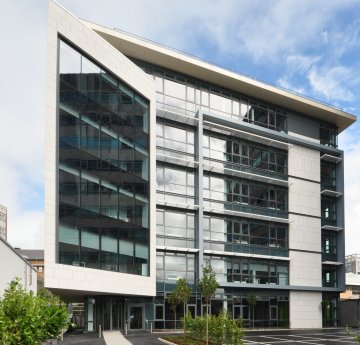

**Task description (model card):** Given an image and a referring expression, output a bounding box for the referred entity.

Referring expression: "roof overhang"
[82,20,356,133]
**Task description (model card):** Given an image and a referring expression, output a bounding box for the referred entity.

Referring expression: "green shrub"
[184,311,206,341]
[0,279,69,345]
[184,311,244,345]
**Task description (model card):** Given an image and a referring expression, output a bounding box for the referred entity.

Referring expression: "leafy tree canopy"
[0,279,69,345]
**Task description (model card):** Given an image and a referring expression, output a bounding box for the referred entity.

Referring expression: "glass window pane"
[164,79,186,99]
[59,40,81,74]
[82,229,99,249]
[120,240,133,256]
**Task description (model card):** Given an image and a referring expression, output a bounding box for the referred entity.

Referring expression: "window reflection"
[133,58,289,133]
[157,164,195,197]
[206,255,289,285]
[58,40,150,276]
[156,121,195,156]
[204,173,288,213]
[203,215,288,257]
[157,252,195,284]
[204,133,288,177]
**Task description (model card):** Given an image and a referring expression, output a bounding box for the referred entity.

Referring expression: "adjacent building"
[345,254,360,275]
[0,204,7,241]
[16,249,45,289]
[45,0,356,331]
[340,254,360,298]
[0,237,37,297]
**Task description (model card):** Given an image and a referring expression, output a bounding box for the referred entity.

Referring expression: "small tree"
[173,278,191,335]
[248,294,257,328]
[198,263,219,345]
[168,290,180,329]
[0,279,69,345]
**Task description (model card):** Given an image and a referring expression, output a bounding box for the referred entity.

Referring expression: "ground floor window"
[152,290,289,330]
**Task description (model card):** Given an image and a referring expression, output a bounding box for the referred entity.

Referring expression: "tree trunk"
[183,301,186,336]
[174,308,177,330]
[206,300,209,345]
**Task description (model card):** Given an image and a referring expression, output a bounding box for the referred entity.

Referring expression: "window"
[321,197,337,225]
[156,164,195,196]
[155,305,164,320]
[58,40,150,276]
[204,133,288,177]
[208,255,289,285]
[320,124,338,148]
[321,162,336,191]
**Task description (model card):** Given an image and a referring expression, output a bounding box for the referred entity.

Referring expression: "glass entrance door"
[112,301,122,330]
[233,305,249,321]
[129,306,144,329]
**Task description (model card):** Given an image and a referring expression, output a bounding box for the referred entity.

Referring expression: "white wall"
[288,143,323,327]
[290,291,322,328]
[0,239,37,297]
[45,0,156,296]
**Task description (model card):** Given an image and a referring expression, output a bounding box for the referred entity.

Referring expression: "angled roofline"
[81,20,356,133]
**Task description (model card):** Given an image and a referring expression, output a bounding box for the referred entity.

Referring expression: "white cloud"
[0,0,47,249]
[277,77,306,95]
[7,211,44,250]
[285,55,321,75]
[307,65,355,102]
[341,131,360,255]
[56,0,357,63]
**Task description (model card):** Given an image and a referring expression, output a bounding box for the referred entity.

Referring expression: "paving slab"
[103,331,133,345]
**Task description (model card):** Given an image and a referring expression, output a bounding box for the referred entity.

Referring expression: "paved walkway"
[103,331,133,345]
[61,330,134,345]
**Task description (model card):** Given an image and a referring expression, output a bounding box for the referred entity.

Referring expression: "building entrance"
[95,297,123,331]
[128,305,144,329]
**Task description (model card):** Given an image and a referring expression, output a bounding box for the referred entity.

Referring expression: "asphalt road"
[125,328,358,345]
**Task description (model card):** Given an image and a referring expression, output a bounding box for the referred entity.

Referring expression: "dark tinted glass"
[58,40,150,276]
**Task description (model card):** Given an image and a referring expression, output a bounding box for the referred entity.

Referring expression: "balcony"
[203,157,288,187]
[204,242,288,258]
[203,198,288,221]
[322,253,338,263]
[321,176,336,192]
[321,218,337,228]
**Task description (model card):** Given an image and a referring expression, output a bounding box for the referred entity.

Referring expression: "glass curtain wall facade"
[134,59,292,328]
[58,40,150,276]
[56,39,344,327]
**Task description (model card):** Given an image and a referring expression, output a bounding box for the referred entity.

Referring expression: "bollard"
[125,322,128,336]
[99,324,102,338]
[150,322,152,334]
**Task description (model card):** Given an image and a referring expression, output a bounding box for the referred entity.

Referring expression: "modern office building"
[0,204,7,241]
[45,0,356,331]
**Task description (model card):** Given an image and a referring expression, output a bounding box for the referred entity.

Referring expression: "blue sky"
[1,0,360,254]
